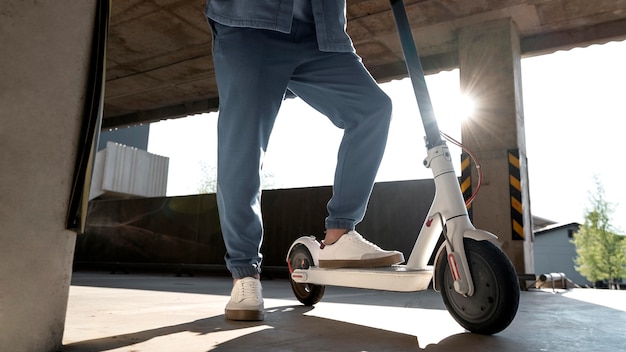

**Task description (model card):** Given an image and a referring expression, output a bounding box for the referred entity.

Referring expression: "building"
[533,222,591,287]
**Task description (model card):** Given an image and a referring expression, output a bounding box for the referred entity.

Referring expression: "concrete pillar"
[0,1,97,351]
[458,18,534,274]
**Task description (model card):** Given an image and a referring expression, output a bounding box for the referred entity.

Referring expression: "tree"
[572,177,626,289]
[197,162,218,194]
[197,162,281,194]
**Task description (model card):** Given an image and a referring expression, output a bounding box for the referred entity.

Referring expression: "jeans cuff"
[229,266,261,279]
[325,219,356,231]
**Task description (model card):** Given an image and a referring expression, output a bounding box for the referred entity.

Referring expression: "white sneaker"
[225,277,264,321]
[318,231,404,269]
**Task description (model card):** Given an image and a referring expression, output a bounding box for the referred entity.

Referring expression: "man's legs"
[212,19,402,320]
[287,35,403,268]
[212,22,299,320]
[212,22,296,280]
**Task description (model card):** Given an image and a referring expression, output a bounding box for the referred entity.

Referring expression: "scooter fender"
[286,235,321,267]
[464,228,498,243]
[432,229,498,293]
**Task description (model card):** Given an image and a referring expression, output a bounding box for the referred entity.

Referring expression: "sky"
[147,39,626,234]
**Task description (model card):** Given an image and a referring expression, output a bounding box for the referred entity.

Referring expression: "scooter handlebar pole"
[389,0,443,149]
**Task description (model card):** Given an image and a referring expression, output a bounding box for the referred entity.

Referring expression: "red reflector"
[448,253,461,281]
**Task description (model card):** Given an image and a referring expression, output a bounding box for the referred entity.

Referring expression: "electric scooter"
[286,0,520,335]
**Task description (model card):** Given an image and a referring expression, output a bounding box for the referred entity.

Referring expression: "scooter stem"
[390,0,442,149]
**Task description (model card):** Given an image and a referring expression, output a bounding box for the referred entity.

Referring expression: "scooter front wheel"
[438,238,520,335]
[288,244,325,306]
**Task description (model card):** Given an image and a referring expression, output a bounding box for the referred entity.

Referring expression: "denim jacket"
[205,0,354,52]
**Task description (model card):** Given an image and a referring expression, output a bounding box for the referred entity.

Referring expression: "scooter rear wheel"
[438,238,520,335]
[288,244,325,306]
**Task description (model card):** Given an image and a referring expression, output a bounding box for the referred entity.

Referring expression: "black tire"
[437,238,520,335]
[288,244,325,306]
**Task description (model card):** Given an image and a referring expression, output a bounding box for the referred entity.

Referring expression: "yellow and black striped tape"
[508,149,524,240]
[460,152,473,219]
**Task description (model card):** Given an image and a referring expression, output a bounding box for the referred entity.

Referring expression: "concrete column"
[0,1,97,351]
[458,18,534,274]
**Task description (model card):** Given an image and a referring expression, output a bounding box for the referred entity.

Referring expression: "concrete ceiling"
[103,0,626,128]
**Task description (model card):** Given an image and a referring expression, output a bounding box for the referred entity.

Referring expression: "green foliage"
[197,162,217,194]
[196,162,281,194]
[572,177,626,288]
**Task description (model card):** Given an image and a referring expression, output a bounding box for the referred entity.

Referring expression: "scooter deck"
[291,265,434,292]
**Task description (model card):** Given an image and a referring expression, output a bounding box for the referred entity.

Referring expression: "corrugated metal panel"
[89,141,168,200]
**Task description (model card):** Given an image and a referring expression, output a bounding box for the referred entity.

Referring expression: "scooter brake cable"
[439,131,483,207]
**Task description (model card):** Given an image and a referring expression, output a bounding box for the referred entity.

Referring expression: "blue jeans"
[211,19,392,278]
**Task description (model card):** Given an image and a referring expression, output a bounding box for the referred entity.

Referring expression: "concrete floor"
[61,271,626,352]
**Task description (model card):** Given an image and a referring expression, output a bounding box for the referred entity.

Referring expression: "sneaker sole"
[225,309,265,321]
[318,253,404,269]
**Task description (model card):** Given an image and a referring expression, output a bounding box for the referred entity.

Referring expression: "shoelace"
[238,279,260,300]
[348,233,385,251]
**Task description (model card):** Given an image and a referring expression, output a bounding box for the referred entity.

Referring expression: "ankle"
[234,274,260,284]
[323,229,349,245]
